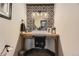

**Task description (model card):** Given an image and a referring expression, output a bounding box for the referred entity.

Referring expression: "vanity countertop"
[20,31,59,38]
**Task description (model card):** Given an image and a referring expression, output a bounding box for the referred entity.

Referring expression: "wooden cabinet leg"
[21,37,25,50]
[23,38,25,50]
[55,37,59,56]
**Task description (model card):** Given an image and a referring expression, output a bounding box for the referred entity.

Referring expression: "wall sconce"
[31,11,49,20]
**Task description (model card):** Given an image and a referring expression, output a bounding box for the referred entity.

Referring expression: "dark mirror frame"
[0,3,12,20]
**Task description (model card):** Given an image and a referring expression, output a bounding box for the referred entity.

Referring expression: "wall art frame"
[0,3,12,20]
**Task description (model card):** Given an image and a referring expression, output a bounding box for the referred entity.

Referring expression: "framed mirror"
[26,4,54,31]
[31,12,49,30]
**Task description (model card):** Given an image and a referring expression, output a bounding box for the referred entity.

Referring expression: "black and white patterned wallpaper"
[26,4,54,31]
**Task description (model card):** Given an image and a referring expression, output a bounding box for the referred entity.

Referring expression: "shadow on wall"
[58,36,63,56]
[13,35,23,56]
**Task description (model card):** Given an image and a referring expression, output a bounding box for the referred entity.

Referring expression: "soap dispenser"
[20,19,26,32]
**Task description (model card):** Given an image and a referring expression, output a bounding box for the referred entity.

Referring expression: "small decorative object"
[51,26,56,34]
[20,19,26,32]
[47,28,52,33]
[0,3,12,19]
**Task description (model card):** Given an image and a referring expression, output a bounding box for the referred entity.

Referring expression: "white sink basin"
[32,30,51,36]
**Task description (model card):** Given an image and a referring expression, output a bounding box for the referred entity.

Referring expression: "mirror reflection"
[31,12,49,30]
